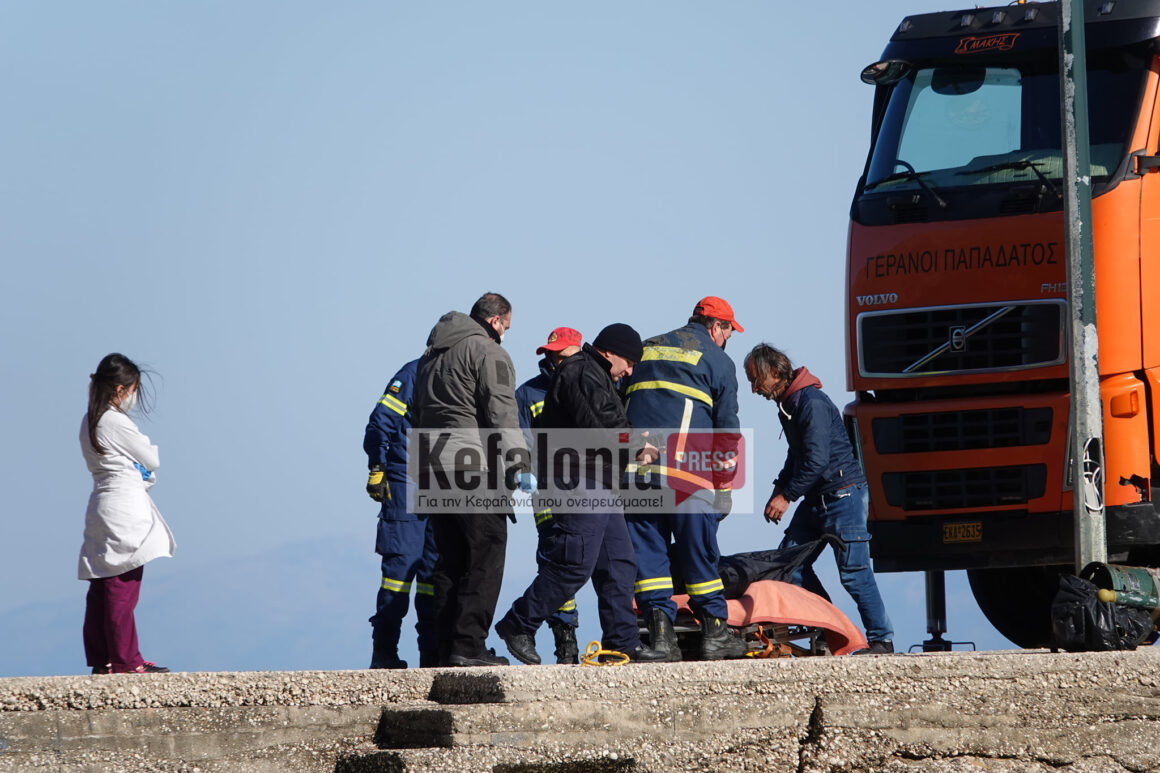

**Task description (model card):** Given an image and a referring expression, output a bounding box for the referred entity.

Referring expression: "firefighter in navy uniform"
[514,326,584,664]
[364,359,439,668]
[624,297,748,661]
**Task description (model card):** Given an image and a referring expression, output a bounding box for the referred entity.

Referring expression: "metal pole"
[1059,0,1107,571]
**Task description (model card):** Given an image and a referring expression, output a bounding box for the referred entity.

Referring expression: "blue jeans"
[779,482,893,643]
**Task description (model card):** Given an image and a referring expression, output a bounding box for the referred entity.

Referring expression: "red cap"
[693,296,744,333]
[536,326,583,355]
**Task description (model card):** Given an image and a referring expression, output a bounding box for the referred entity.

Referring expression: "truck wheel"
[966,565,1069,648]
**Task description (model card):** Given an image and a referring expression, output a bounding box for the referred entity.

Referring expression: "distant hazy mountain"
[0,536,382,676]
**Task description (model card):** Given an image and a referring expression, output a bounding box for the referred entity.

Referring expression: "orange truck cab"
[847,1,1160,646]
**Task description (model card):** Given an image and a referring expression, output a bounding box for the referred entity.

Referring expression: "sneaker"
[447,648,510,667]
[128,662,170,673]
[852,640,894,655]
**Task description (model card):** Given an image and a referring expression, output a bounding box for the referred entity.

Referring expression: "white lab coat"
[78,408,176,580]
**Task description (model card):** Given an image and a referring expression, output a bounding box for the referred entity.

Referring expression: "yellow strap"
[634,464,715,491]
[534,508,554,526]
[580,640,629,667]
[685,577,725,596]
[625,380,713,407]
[379,394,408,416]
[642,345,703,365]
[414,582,434,597]
[557,599,577,612]
[634,577,674,593]
[529,400,545,418]
[380,577,412,593]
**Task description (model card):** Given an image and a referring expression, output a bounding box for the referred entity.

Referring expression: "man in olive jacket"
[412,292,533,667]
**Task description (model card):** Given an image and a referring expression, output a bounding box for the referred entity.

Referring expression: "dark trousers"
[429,511,508,662]
[628,509,729,622]
[500,508,641,653]
[83,565,145,672]
[370,511,439,657]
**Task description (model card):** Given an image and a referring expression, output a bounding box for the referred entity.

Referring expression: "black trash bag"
[671,534,846,599]
[1050,573,1153,652]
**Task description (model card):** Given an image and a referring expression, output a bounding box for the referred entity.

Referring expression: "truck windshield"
[865,52,1148,194]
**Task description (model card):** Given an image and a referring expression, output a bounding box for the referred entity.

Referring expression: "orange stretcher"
[669,579,868,657]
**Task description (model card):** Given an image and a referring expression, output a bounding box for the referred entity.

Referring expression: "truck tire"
[966,565,1069,648]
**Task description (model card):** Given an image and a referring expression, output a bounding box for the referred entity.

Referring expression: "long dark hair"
[87,353,152,454]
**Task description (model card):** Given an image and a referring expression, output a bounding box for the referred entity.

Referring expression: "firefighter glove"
[367,466,390,503]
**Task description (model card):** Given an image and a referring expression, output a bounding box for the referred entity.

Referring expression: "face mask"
[118,390,138,413]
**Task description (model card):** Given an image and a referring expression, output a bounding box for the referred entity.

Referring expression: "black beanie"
[592,323,644,363]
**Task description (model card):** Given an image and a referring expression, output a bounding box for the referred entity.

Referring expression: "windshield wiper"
[865,160,948,209]
[957,160,1061,199]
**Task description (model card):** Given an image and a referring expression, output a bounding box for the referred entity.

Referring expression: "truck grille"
[882,464,1047,511]
[873,407,1053,454]
[858,300,1065,377]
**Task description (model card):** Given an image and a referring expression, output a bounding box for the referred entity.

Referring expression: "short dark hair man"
[412,292,532,667]
[744,343,894,655]
[514,326,585,664]
[495,324,667,665]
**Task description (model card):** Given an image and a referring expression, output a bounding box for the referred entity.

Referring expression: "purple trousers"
[83,565,145,672]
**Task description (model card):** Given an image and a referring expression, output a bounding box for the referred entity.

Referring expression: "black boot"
[549,622,580,665]
[371,622,406,669]
[646,608,683,662]
[370,646,407,669]
[700,616,747,660]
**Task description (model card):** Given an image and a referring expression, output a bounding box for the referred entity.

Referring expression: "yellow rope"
[580,640,629,667]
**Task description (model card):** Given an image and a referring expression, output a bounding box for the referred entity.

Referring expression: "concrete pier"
[2,649,1159,771]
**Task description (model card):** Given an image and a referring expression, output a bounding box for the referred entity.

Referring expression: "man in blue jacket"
[363,358,439,668]
[744,342,894,655]
[514,326,584,664]
[624,297,748,661]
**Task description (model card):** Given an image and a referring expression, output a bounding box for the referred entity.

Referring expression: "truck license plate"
[943,522,982,543]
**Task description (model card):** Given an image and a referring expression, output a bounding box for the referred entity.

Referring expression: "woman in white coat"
[79,353,175,674]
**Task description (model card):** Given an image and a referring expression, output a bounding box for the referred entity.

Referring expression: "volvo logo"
[950,326,967,351]
[856,293,899,307]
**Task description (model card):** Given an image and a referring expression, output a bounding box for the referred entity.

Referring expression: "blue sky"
[0,1,1012,676]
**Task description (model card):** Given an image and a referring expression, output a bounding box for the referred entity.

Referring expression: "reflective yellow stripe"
[625,380,713,407]
[635,577,674,593]
[634,464,714,491]
[529,400,545,418]
[414,582,434,597]
[381,577,412,593]
[534,508,554,526]
[557,599,577,612]
[642,345,703,365]
[379,394,408,416]
[686,578,725,596]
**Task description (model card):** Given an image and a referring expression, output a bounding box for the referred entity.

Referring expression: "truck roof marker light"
[860,60,912,86]
[960,13,976,28]
[1023,6,1040,21]
[897,18,914,34]
[990,10,1007,25]
[1099,1,1115,14]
